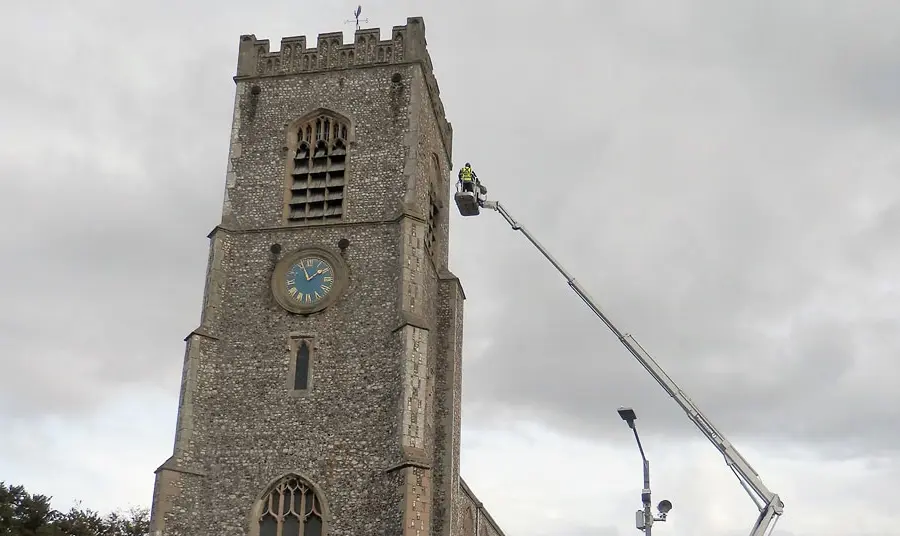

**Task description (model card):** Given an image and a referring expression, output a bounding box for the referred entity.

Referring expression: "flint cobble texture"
[149,16,505,536]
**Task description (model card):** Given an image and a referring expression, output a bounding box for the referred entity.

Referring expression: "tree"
[96,507,149,536]
[0,482,58,536]
[0,482,149,536]
[51,504,106,536]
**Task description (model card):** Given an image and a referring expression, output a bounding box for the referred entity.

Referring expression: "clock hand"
[301,266,312,280]
[309,268,327,279]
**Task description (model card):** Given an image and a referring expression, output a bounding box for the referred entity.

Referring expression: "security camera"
[657,500,672,516]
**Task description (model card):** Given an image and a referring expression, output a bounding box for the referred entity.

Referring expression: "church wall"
[222,61,416,230]
[457,479,506,536]
[397,35,465,536]
[158,223,408,535]
[150,16,503,536]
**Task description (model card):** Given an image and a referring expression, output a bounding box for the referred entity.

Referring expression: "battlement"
[236,16,429,79]
[235,16,451,159]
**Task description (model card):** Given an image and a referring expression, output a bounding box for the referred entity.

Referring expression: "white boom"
[481,199,784,536]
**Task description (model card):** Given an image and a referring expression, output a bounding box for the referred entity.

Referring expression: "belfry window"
[425,186,439,259]
[425,154,443,260]
[287,113,349,223]
[259,476,324,536]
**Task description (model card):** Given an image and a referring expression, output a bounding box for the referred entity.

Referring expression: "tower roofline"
[235,17,452,161]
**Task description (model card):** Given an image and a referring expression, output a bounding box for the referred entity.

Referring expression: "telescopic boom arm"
[481,200,784,536]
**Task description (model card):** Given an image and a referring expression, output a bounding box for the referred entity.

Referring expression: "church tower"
[148,17,492,536]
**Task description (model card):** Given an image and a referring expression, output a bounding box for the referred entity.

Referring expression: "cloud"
[0,390,175,513]
[3,1,900,535]
[0,1,239,417]
[452,0,900,455]
[460,423,900,536]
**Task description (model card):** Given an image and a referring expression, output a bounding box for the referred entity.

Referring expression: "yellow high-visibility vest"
[460,166,473,182]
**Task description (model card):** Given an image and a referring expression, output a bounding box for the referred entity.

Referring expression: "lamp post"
[617,407,672,535]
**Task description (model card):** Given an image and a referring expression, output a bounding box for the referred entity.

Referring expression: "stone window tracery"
[287,112,349,223]
[258,476,324,536]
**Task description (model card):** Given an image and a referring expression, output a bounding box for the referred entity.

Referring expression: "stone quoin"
[149,16,507,536]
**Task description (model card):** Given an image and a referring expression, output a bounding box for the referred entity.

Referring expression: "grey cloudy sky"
[2,1,899,535]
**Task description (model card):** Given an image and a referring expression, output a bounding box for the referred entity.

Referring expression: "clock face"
[271,247,346,315]
[284,256,335,306]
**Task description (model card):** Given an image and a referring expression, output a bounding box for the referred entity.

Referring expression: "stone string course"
[149,16,505,536]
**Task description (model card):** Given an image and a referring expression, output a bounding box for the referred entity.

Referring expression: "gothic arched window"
[424,153,442,260]
[286,111,350,224]
[425,184,439,259]
[258,476,324,536]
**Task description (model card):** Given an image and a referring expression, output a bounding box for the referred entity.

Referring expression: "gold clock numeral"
[275,254,342,312]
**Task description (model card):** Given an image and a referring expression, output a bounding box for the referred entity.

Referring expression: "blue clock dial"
[284,256,335,305]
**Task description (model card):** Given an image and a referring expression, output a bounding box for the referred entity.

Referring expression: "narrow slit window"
[294,341,310,390]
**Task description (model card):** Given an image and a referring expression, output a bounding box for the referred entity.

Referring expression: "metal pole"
[487,200,779,535]
[642,457,652,536]
[631,425,652,536]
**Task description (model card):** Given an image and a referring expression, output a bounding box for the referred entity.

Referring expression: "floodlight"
[617,406,637,427]
[657,500,672,514]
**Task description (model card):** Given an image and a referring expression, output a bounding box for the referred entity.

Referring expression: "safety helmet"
[465,162,470,167]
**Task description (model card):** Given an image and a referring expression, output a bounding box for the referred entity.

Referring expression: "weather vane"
[345,5,369,31]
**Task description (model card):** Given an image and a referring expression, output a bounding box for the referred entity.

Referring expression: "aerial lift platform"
[455,188,785,536]
[454,180,487,217]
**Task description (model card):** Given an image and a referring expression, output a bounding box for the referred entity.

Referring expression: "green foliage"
[0,483,149,536]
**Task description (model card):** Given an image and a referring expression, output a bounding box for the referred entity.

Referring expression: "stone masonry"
[149,17,506,536]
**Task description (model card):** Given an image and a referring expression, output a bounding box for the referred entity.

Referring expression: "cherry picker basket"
[454,181,487,217]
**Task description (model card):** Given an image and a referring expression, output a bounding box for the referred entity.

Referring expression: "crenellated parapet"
[237,28,405,78]
[235,17,452,158]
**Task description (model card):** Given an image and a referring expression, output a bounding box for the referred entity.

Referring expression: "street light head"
[617,406,637,427]
[657,500,672,515]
